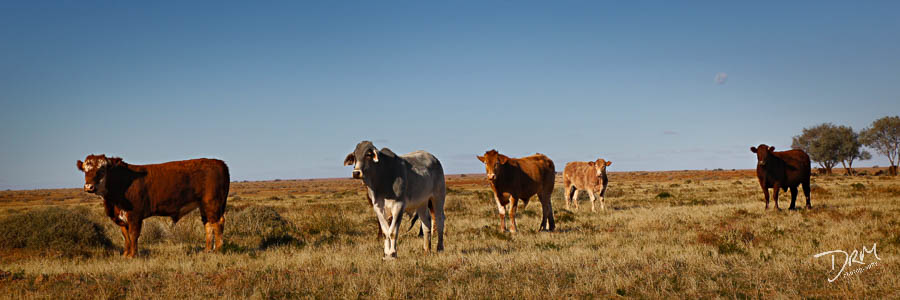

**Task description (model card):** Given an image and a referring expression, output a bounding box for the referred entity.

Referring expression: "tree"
[833,125,871,175]
[860,116,900,176]
[792,123,847,174]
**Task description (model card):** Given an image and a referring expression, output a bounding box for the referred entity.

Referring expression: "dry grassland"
[1,168,899,298]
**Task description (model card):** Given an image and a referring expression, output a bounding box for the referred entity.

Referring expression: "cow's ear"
[588,161,595,166]
[369,149,379,163]
[606,161,612,166]
[343,153,355,166]
[476,155,485,163]
[498,155,508,164]
[750,147,757,153]
[108,157,123,167]
[77,160,84,171]
[768,146,775,152]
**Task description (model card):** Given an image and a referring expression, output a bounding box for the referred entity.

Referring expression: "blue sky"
[1,1,898,189]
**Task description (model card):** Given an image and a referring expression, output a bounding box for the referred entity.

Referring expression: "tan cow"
[563,158,611,212]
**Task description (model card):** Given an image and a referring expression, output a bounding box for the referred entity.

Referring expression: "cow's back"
[400,150,445,198]
[131,158,229,216]
[564,162,597,190]
[515,154,555,193]
[774,150,811,184]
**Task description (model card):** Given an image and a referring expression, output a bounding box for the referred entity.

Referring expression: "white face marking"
[82,159,107,172]
[118,211,127,223]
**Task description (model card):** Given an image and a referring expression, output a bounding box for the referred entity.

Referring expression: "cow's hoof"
[788,207,797,210]
[383,253,397,260]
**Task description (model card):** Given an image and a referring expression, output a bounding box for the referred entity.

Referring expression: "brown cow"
[563,158,611,212]
[750,144,811,210]
[76,155,229,257]
[477,150,555,232]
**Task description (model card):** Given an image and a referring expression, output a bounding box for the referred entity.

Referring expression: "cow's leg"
[212,215,225,250]
[204,222,215,252]
[802,179,812,209]
[772,184,781,210]
[539,192,555,231]
[761,185,770,209]
[509,196,519,233]
[385,201,405,259]
[599,185,607,211]
[789,186,798,210]
[564,185,573,210]
[119,225,130,257]
[432,193,445,252]
[418,205,432,253]
[370,198,393,258]
[588,190,597,212]
[494,193,507,232]
[126,220,142,258]
[571,190,580,211]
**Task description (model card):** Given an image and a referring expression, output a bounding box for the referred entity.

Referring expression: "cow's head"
[589,158,612,177]
[344,141,379,179]
[76,154,122,196]
[750,144,775,167]
[477,149,508,181]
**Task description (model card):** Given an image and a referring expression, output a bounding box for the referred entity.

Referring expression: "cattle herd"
[75,141,812,259]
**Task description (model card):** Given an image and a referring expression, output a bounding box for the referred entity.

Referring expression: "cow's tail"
[567,186,576,202]
[406,213,419,234]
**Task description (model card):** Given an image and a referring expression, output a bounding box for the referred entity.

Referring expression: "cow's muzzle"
[83,183,96,193]
[486,173,496,180]
[352,170,363,179]
[758,161,766,166]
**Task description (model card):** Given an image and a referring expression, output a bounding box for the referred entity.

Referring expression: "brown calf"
[563,158,611,212]
[750,144,811,210]
[77,155,229,257]
[477,150,555,232]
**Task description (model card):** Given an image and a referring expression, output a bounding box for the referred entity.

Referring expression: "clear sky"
[1,1,898,190]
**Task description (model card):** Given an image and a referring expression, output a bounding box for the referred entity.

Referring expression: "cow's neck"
[492,160,522,191]
[365,157,403,199]
[102,164,144,211]
[759,158,786,182]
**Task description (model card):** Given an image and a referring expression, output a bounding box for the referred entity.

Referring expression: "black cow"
[750,144,812,210]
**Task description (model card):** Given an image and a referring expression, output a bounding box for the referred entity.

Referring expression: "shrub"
[140,219,173,244]
[850,183,866,191]
[656,191,673,199]
[228,206,298,250]
[0,207,113,256]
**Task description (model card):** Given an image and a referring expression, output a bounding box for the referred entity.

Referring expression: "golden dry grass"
[1,169,899,298]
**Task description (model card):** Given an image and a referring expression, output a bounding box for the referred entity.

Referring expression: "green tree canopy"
[833,125,870,174]
[792,123,843,174]
[860,116,900,175]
